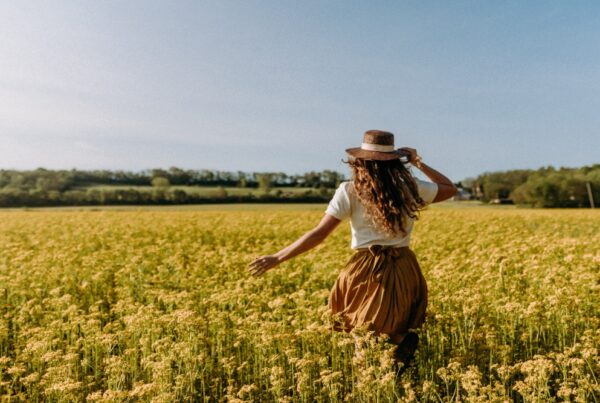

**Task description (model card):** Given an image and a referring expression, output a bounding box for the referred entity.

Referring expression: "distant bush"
[0,186,334,207]
[152,177,170,188]
[471,164,600,207]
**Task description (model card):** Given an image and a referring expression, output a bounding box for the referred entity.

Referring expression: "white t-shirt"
[325,178,438,249]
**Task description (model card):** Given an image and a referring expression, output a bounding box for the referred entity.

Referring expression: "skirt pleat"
[328,245,428,345]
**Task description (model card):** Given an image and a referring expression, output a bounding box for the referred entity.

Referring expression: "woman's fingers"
[248,258,263,271]
[399,147,418,162]
[248,255,276,276]
[248,266,263,276]
[248,263,263,276]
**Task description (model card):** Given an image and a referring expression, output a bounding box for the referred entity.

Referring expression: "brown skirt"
[328,244,428,345]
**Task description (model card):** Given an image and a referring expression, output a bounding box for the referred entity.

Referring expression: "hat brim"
[345,147,409,161]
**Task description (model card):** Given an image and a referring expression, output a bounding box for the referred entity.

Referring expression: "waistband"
[353,245,413,283]
[355,244,410,257]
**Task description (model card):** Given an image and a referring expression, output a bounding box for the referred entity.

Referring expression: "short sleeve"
[325,182,351,220]
[416,179,438,204]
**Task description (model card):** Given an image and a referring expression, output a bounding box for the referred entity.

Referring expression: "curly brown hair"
[344,157,426,236]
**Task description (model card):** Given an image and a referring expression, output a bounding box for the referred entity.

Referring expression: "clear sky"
[1,1,599,182]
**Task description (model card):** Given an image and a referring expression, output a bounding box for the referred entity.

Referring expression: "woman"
[248,130,457,373]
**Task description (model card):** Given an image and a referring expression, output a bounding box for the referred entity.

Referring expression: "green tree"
[256,173,273,194]
[152,177,170,188]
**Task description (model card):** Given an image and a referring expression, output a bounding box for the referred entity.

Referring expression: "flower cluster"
[0,206,598,401]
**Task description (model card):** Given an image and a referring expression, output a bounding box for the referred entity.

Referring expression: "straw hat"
[345,130,410,161]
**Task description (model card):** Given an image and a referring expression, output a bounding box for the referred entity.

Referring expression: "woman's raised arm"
[416,161,457,202]
[247,213,342,277]
[399,147,457,203]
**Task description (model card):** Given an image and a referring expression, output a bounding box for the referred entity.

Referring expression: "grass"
[0,204,597,401]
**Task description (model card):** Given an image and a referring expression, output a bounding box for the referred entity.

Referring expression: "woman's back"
[325,178,438,249]
[249,129,457,374]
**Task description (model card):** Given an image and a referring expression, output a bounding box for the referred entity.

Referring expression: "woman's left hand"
[398,147,420,164]
[248,255,281,277]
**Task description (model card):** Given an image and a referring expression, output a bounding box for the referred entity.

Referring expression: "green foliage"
[151,176,170,188]
[472,164,600,207]
[474,169,531,200]
[256,173,273,192]
[512,168,600,207]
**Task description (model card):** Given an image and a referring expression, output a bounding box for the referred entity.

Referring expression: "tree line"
[464,164,600,207]
[0,167,346,189]
[1,164,598,208]
[0,168,344,207]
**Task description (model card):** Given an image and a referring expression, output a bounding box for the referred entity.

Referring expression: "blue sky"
[1,1,599,181]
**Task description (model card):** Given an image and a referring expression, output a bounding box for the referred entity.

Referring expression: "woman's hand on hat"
[248,254,281,277]
[399,147,422,168]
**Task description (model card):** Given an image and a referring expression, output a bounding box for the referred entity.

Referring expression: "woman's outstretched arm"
[247,213,342,277]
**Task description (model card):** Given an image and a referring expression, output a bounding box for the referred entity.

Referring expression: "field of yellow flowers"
[0,204,598,402]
